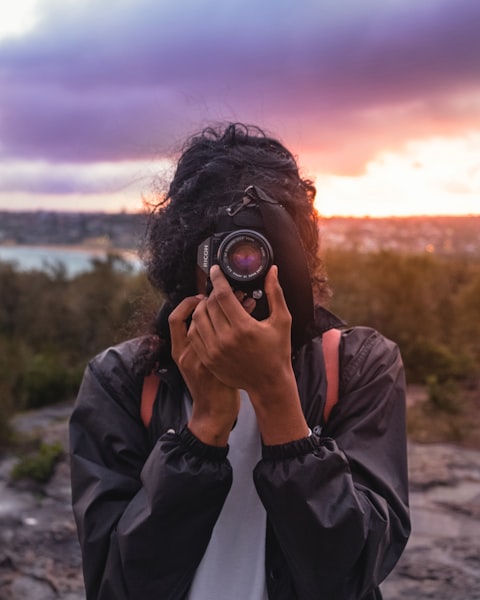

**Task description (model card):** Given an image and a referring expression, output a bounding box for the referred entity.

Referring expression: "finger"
[209,265,249,325]
[232,286,257,314]
[169,295,204,326]
[234,289,247,302]
[264,266,290,320]
[241,296,256,314]
[169,296,203,351]
[188,296,216,350]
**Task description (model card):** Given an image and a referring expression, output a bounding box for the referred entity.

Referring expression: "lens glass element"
[229,242,263,275]
[218,231,272,282]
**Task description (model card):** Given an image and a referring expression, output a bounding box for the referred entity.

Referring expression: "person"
[70,123,411,600]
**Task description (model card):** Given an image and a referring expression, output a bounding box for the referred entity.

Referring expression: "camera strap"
[253,188,315,350]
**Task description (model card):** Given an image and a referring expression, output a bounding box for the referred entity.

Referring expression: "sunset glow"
[313,134,480,217]
[0,0,479,217]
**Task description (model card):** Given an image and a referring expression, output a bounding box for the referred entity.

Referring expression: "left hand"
[169,295,240,446]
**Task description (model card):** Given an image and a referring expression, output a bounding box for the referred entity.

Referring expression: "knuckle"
[203,356,216,372]
[206,343,222,361]
[212,287,230,303]
[168,310,179,325]
[239,324,255,343]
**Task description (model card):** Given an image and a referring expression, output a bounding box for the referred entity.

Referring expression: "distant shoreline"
[0,244,142,277]
[0,242,139,255]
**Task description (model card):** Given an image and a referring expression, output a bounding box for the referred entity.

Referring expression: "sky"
[0,0,479,217]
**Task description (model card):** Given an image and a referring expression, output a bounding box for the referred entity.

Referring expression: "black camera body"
[195,185,314,346]
[197,191,273,320]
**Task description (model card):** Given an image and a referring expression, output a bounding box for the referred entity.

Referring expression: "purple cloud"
[0,0,479,175]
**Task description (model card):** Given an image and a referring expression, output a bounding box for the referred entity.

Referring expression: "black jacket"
[70,310,410,600]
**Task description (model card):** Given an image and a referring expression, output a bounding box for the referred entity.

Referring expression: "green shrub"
[21,354,80,409]
[426,375,462,414]
[0,338,24,446]
[11,442,64,483]
[0,399,14,448]
[405,340,474,384]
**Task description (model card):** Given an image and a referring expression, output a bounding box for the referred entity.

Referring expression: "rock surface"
[381,442,480,599]
[1,403,479,599]
[0,405,84,600]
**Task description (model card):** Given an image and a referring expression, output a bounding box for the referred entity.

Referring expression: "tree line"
[1,249,479,445]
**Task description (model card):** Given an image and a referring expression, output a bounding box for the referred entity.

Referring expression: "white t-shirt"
[186,390,268,600]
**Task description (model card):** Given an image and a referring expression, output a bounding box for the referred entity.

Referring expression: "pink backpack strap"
[322,328,341,423]
[140,371,161,428]
[140,329,342,429]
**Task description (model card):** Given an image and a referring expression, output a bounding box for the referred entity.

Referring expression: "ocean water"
[0,246,141,277]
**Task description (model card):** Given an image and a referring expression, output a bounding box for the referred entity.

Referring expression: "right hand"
[169,295,240,446]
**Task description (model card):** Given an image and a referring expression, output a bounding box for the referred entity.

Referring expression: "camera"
[196,187,274,319]
[197,229,273,296]
[195,185,314,339]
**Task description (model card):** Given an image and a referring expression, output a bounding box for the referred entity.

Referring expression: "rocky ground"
[382,443,480,599]
[0,404,83,600]
[0,402,479,600]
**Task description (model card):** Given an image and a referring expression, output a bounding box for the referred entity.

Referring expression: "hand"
[169,296,240,446]
[188,266,309,444]
[188,265,292,391]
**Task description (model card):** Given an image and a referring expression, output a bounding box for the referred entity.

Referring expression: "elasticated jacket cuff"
[261,430,332,461]
[177,426,230,461]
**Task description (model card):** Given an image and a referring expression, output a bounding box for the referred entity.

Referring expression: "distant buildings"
[1,211,479,257]
[320,215,480,256]
[0,211,147,249]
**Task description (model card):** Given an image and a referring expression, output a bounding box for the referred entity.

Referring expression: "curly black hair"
[142,123,329,307]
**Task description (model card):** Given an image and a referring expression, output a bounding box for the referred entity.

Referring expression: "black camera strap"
[251,187,315,350]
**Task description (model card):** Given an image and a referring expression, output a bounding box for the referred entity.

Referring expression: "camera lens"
[218,231,273,282]
[230,242,263,274]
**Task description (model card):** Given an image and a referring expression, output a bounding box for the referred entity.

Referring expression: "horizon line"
[1,208,479,219]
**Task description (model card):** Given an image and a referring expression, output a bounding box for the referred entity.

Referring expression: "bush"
[11,441,64,484]
[426,376,462,414]
[0,257,156,424]
[21,354,80,409]
[325,249,480,384]
[405,340,474,384]
[0,339,24,447]
[0,397,14,448]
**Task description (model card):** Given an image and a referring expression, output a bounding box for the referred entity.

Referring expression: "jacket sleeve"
[69,344,232,600]
[253,327,411,600]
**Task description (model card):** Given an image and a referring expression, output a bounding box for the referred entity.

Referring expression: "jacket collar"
[313,305,346,334]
